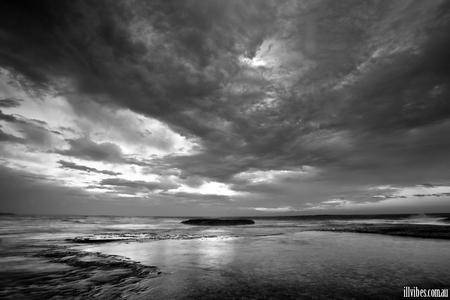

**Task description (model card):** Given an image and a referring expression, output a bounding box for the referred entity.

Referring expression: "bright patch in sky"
[234,168,312,183]
[252,206,296,212]
[171,181,242,197]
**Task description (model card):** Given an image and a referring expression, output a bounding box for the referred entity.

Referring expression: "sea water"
[1,214,450,299]
[84,226,450,299]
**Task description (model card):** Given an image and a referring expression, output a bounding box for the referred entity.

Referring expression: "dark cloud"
[176,176,206,188]
[0,110,19,123]
[30,118,48,126]
[419,183,435,188]
[50,130,63,136]
[57,137,124,162]
[58,126,77,134]
[100,178,179,191]
[85,185,114,190]
[412,193,450,198]
[19,125,55,148]
[0,129,24,144]
[375,192,450,199]
[1,0,450,214]
[0,110,59,147]
[0,0,275,140]
[0,97,23,108]
[0,110,49,129]
[58,160,121,176]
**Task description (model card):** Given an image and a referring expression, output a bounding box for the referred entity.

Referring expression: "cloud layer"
[1,0,450,215]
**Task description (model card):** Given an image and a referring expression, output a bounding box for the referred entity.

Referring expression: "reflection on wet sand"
[84,237,237,298]
[84,237,235,270]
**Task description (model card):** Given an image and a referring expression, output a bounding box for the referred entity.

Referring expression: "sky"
[0,0,450,216]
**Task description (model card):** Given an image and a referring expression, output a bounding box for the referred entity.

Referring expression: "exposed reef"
[34,246,160,277]
[181,218,255,226]
[311,224,450,239]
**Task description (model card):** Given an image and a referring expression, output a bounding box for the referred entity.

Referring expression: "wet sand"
[0,233,216,300]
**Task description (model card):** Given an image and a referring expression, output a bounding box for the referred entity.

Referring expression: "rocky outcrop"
[311,224,450,239]
[440,217,450,224]
[181,219,255,226]
[0,212,15,215]
[34,246,160,278]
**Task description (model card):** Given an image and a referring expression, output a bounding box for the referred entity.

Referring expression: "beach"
[1,214,450,299]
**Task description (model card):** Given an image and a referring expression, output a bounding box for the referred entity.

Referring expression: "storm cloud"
[1,0,450,215]
[0,129,24,144]
[100,178,179,191]
[58,160,121,176]
[0,97,23,108]
[57,137,124,163]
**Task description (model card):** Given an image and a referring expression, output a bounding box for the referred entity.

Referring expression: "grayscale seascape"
[1,0,450,299]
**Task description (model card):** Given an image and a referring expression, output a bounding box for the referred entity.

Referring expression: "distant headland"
[181,218,255,226]
[0,212,15,216]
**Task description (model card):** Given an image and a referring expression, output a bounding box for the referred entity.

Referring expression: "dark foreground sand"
[310,224,450,239]
[0,244,161,299]
[0,233,215,299]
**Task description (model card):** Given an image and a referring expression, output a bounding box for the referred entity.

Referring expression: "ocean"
[1,214,450,299]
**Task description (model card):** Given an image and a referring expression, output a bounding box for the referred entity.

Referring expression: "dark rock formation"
[34,246,160,278]
[311,224,450,239]
[0,212,15,215]
[440,217,450,224]
[181,219,255,226]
